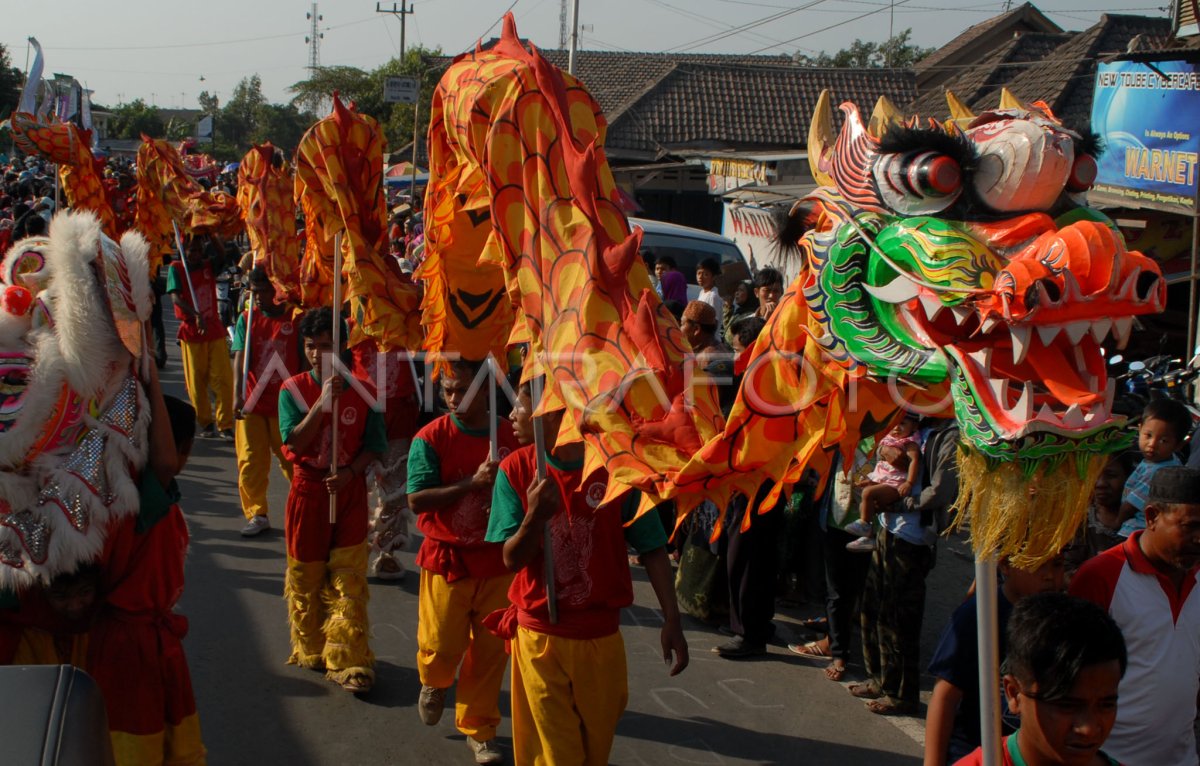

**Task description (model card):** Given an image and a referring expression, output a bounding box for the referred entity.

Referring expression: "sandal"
[341,673,373,694]
[824,661,846,682]
[787,641,832,660]
[847,681,882,700]
[865,697,918,716]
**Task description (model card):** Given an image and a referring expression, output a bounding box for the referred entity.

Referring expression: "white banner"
[721,203,799,284]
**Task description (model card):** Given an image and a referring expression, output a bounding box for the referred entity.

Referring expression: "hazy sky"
[6,0,1171,109]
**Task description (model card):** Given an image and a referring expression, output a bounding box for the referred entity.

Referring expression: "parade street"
[163,349,971,766]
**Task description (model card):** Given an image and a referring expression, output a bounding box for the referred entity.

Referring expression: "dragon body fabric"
[236,143,302,303]
[424,16,723,512]
[294,95,421,351]
[134,138,241,270]
[10,113,118,239]
[681,90,1164,566]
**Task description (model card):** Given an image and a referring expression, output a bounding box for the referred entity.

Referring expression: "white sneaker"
[843,520,872,538]
[240,515,270,537]
[467,738,503,764]
[846,535,877,552]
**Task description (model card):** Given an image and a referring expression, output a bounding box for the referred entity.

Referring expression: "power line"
[645,0,797,53]
[746,0,916,53]
[666,0,829,53]
[463,0,523,53]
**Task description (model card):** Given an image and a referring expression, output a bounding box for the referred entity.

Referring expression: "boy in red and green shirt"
[232,266,303,537]
[165,233,234,438]
[407,359,518,765]
[278,307,385,694]
[485,381,689,766]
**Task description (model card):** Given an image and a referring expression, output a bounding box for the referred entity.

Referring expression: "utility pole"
[377,2,414,60]
[568,0,580,74]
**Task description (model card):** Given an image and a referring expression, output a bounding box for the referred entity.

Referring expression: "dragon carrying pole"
[329,232,343,525]
[530,372,558,624]
[171,221,201,314]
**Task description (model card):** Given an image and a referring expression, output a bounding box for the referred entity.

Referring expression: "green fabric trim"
[405,438,441,494]
[450,413,489,438]
[547,452,583,472]
[136,474,181,534]
[486,469,525,543]
[230,313,247,352]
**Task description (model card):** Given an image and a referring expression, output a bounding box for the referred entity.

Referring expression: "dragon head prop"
[0,212,152,592]
[777,89,1164,564]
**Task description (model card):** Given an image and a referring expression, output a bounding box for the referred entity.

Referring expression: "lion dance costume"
[0,212,205,764]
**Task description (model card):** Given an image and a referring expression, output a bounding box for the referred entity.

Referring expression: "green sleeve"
[137,473,181,533]
[486,468,526,543]
[622,494,669,554]
[278,385,305,443]
[230,313,247,352]
[165,263,183,294]
[405,437,441,494]
[362,407,388,455]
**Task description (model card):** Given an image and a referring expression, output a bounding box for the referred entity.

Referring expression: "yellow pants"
[180,338,234,431]
[285,544,374,685]
[235,412,292,520]
[111,715,206,766]
[511,626,628,766]
[417,568,514,741]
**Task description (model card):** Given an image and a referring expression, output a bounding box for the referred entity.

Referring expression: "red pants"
[285,465,369,562]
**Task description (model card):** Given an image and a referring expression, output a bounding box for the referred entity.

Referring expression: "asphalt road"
[161,331,976,766]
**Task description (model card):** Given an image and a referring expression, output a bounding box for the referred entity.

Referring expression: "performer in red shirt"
[278,307,386,694]
[165,233,234,439]
[407,358,519,765]
[485,380,688,766]
[232,266,303,537]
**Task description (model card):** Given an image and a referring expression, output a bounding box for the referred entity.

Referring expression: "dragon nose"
[1024,278,1061,309]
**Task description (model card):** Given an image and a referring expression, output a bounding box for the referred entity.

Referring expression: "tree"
[795,29,933,68]
[0,43,22,120]
[252,103,309,158]
[220,75,267,151]
[289,45,444,157]
[110,99,165,139]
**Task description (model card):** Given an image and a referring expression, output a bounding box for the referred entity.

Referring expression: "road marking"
[716,678,784,709]
[649,687,710,715]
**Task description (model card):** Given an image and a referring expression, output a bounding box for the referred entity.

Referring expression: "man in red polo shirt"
[1070,465,1200,766]
[407,358,518,765]
[485,381,688,766]
[233,266,303,537]
[166,233,234,439]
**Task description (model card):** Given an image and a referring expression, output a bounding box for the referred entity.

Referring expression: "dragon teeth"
[1113,317,1133,349]
[968,348,993,371]
[1064,321,1089,345]
[951,305,972,326]
[1037,324,1060,346]
[988,378,1008,404]
[1036,403,1059,424]
[1090,318,1112,344]
[864,278,921,303]
[1010,382,1033,421]
[919,294,945,321]
[980,315,1001,335]
[1062,404,1086,428]
[1011,325,1030,365]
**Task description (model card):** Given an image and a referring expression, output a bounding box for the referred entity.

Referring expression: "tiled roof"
[916,2,1062,75]
[605,63,916,155]
[906,14,1172,130]
[1001,14,1173,128]
[908,31,1071,117]
[427,49,916,158]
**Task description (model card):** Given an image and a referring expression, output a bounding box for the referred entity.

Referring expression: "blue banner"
[1092,60,1200,213]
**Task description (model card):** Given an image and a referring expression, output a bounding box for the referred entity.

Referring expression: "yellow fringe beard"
[953,448,1109,570]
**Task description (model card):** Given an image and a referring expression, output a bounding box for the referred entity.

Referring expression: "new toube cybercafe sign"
[1092,60,1200,214]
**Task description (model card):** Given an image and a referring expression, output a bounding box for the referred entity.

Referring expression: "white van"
[630,217,753,303]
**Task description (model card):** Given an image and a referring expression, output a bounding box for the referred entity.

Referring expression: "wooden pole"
[171,221,200,311]
[488,355,499,462]
[329,232,343,524]
[975,557,1001,766]
[1188,214,1199,356]
[530,373,557,624]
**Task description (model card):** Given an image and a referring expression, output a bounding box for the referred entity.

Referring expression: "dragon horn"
[999,87,1027,110]
[869,95,901,138]
[808,89,835,187]
[946,90,975,122]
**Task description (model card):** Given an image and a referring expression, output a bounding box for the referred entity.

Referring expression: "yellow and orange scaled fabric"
[294,94,421,351]
[236,143,302,303]
[134,137,241,271]
[424,16,724,519]
[9,113,118,238]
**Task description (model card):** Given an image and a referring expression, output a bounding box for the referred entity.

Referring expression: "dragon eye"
[874,150,964,215]
[907,152,962,197]
[1066,154,1097,193]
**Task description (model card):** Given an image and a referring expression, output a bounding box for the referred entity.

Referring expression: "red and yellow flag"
[10,113,117,238]
[236,143,302,304]
[429,17,724,517]
[134,137,241,269]
[293,94,421,350]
